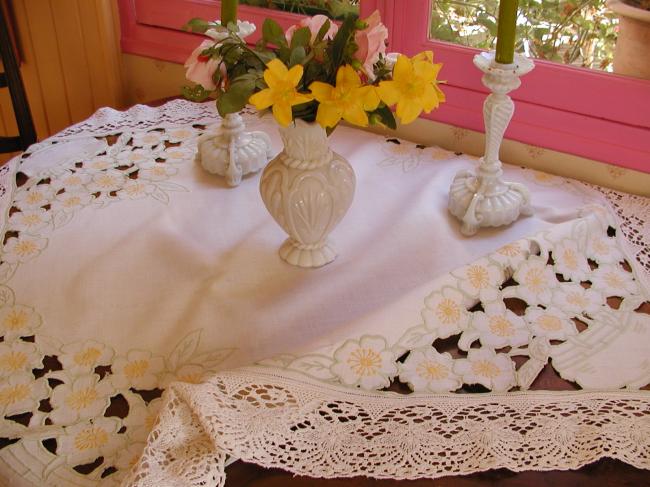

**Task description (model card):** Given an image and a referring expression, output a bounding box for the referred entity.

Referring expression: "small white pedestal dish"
[448,51,535,236]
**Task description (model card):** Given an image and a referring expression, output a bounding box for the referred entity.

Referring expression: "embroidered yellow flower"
[309,65,380,129]
[249,59,313,127]
[378,51,445,124]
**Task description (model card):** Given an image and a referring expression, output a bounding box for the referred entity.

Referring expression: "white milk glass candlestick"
[448,51,534,236]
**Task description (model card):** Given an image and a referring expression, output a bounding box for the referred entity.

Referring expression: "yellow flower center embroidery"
[14,240,39,257]
[74,347,102,366]
[0,383,30,406]
[472,360,500,379]
[467,265,489,289]
[566,292,588,307]
[124,359,150,379]
[143,135,159,144]
[167,151,183,159]
[347,348,381,377]
[95,175,118,188]
[524,267,547,292]
[538,315,563,331]
[74,426,109,451]
[592,239,609,255]
[534,171,553,182]
[125,184,145,196]
[562,249,578,270]
[66,387,99,410]
[22,214,42,226]
[0,351,28,371]
[170,129,190,139]
[497,243,520,257]
[488,316,514,337]
[605,272,624,289]
[63,196,82,207]
[151,166,166,176]
[91,161,111,169]
[417,361,448,380]
[436,299,461,324]
[3,309,29,331]
[25,192,44,205]
[65,176,82,186]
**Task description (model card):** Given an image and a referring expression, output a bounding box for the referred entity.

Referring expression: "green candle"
[495,0,518,64]
[221,0,238,27]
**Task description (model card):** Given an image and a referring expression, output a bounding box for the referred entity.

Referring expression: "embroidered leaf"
[35,334,64,356]
[52,211,73,229]
[257,353,295,368]
[168,329,203,371]
[0,263,17,284]
[289,355,335,380]
[516,358,546,390]
[194,348,236,370]
[155,181,188,192]
[0,285,15,306]
[150,186,170,204]
[394,325,435,353]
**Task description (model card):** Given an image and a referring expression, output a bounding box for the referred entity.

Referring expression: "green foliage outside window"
[430,0,618,71]
[239,0,359,20]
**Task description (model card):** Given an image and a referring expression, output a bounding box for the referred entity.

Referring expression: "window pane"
[429,0,618,72]
[239,0,360,20]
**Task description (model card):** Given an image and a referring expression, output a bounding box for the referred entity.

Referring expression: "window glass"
[239,0,360,20]
[429,0,618,72]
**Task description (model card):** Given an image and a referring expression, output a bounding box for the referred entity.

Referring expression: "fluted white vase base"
[279,239,337,268]
[449,167,532,236]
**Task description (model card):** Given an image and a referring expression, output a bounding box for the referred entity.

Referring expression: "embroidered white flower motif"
[422,287,470,338]
[13,185,54,210]
[398,348,461,392]
[2,235,47,264]
[115,441,146,471]
[552,283,604,316]
[489,240,529,270]
[453,348,515,392]
[132,131,166,148]
[86,169,128,193]
[452,258,503,302]
[524,306,577,341]
[0,304,42,340]
[471,301,530,349]
[426,146,454,161]
[58,417,124,464]
[112,350,165,390]
[507,256,556,305]
[122,393,162,441]
[50,170,91,192]
[85,155,116,171]
[59,340,114,374]
[139,163,178,182]
[586,235,624,265]
[590,264,638,296]
[161,146,194,164]
[165,127,197,143]
[379,141,424,172]
[116,148,156,166]
[0,341,41,376]
[8,209,52,234]
[117,180,156,200]
[0,373,48,416]
[552,241,591,282]
[50,373,114,425]
[51,191,93,212]
[331,336,397,390]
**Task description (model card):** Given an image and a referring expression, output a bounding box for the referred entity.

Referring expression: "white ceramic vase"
[259,119,355,268]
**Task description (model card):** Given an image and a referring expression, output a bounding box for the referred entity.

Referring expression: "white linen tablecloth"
[0,100,647,487]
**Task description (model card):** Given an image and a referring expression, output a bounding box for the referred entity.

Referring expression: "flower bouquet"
[184,11,445,267]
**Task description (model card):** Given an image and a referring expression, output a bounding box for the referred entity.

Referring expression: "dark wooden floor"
[226,458,650,486]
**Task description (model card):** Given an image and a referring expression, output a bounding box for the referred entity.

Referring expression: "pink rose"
[285,14,338,44]
[184,40,219,91]
[354,10,388,79]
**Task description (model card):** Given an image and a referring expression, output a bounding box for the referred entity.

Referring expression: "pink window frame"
[119,0,650,173]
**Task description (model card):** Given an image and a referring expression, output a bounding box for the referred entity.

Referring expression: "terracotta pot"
[607,0,650,79]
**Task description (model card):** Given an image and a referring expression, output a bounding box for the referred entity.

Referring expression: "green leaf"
[181,84,212,102]
[372,104,397,130]
[183,18,212,33]
[289,46,306,67]
[314,19,332,44]
[290,26,311,50]
[330,14,357,72]
[216,78,256,116]
[262,18,287,48]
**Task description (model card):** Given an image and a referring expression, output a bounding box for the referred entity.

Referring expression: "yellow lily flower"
[309,65,380,129]
[377,51,445,124]
[249,59,313,127]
